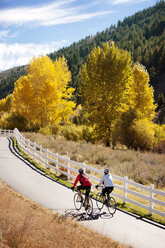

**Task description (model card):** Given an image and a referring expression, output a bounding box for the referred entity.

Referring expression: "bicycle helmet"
[104,168,109,174]
[79,168,84,174]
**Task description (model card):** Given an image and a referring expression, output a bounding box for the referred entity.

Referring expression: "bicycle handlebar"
[96,185,103,190]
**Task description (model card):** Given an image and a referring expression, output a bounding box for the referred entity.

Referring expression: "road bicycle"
[96,186,116,215]
[73,190,93,215]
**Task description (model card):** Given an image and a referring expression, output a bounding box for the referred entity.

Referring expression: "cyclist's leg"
[108,186,114,197]
[102,188,107,202]
[107,187,114,201]
[107,191,110,200]
[85,186,91,205]
[77,186,83,202]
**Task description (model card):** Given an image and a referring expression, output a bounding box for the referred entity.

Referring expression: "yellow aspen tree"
[132,63,157,120]
[12,55,75,127]
[80,42,133,145]
[0,94,13,112]
[119,63,157,149]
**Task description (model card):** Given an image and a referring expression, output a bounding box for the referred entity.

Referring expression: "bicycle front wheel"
[74,193,82,210]
[96,193,104,210]
[85,198,93,215]
[107,197,116,215]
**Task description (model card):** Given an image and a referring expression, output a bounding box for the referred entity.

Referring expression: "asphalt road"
[0,137,165,248]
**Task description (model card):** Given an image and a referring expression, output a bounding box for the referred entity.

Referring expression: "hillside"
[0,179,127,248]
[0,65,27,99]
[0,1,165,121]
[49,1,165,102]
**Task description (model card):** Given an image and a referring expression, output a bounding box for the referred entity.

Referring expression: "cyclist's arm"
[97,176,104,186]
[73,174,80,188]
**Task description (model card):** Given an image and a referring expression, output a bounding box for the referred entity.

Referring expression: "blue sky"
[0,0,157,72]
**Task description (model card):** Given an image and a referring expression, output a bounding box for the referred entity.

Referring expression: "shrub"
[60,125,82,141]
[38,126,53,135]
[130,119,155,150]
[70,105,88,125]
[0,112,28,131]
[122,118,155,150]
[154,124,165,143]
[153,140,165,154]
[82,126,96,143]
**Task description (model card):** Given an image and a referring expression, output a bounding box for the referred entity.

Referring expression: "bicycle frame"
[73,190,93,215]
[96,186,116,215]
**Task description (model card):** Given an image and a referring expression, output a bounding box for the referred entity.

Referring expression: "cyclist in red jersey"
[71,168,92,209]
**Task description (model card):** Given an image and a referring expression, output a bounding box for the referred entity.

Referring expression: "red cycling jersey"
[73,173,92,188]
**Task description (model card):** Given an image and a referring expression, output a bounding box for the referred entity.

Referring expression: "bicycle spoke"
[96,193,104,210]
[86,198,93,215]
[107,197,116,215]
[74,193,82,210]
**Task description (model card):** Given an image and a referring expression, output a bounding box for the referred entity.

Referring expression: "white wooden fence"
[0,129,14,136]
[1,128,165,217]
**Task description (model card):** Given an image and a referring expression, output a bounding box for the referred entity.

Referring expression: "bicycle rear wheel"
[96,193,104,210]
[85,198,93,215]
[74,193,82,210]
[107,196,116,215]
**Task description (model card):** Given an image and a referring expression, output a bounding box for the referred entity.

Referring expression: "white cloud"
[0,29,19,40]
[0,40,69,71]
[0,30,10,40]
[0,0,113,27]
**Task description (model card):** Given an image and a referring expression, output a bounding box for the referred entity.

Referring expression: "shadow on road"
[64,208,114,222]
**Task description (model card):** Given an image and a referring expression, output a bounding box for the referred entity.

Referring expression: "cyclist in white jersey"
[95,168,114,203]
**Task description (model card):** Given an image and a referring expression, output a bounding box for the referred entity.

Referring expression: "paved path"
[0,137,165,248]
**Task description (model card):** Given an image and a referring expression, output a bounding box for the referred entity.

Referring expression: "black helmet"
[104,168,109,174]
[79,168,84,174]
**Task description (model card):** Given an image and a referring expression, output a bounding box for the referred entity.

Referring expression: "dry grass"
[0,180,130,248]
[23,132,165,188]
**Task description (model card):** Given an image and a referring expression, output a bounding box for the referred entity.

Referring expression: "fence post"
[18,133,21,145]
[27,139,30,153]
[67,157,71,180]
[149,184,154,215]
[22,136,26,150]
[46,149,49,168]
[18,133,21,146]
[123,176,128,204]
[33,142,36,159]
[56,153,59,171]
[39,145,43,162]
[83,163,86,173]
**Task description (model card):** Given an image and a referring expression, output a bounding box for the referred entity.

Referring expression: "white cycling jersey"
[98,174,114,187]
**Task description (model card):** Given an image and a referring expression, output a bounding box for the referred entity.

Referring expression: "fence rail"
[1,128,165,217]
[0,129,14,136]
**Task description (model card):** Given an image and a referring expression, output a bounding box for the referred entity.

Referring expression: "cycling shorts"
[77,185,91,197]
[102,186,114,196]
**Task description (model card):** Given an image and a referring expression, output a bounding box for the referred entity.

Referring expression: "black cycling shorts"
[77,185,91,197]
[102,186,114,197]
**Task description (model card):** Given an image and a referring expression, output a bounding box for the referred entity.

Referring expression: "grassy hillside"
[0,179,130,248]
[23,132,165,188]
